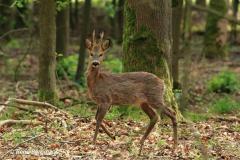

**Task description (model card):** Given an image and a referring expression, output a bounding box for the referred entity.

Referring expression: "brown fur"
[86,31,177,154]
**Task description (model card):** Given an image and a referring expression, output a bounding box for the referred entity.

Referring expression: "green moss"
[123,2,183,121]
[38,89,58,105]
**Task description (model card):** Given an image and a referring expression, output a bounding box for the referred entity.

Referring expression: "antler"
[99,32,104,44]
[92,30,96,45]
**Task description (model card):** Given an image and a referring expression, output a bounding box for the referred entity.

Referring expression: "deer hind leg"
[163,106,178,149]
[93,104,110,144]
[153,102,178,149]
[95,106,116,140]
[139,103,158,155]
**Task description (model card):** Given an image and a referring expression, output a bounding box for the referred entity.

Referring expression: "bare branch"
[191,4,240,25]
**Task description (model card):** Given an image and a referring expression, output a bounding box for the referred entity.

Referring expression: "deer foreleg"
[139,103,158,155]
[93,104,109,143]
[95,106,115,140]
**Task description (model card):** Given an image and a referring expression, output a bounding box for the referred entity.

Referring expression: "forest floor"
[0,40,240,159]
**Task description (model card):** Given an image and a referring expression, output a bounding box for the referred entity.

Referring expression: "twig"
[0,28,29,41]
[0,119,42,128]
[0,133,44,159]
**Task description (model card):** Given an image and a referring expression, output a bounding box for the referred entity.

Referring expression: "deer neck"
[87,65,101,91]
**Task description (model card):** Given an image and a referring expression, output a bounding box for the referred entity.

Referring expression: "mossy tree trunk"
[75,0,91,83]
[39,0,57,104]
[56,4,69,56]
[172,0,183,89]
[204,0,228,59]
[123,0,183,121]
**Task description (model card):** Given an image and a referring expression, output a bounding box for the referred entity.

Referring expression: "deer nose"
[92,61,100,66]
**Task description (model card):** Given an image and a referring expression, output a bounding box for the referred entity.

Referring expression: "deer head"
[86,31,110,69]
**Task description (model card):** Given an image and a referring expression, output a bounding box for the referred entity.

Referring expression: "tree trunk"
[116,0,124,43]
[204,0,228,59]
[56,5,69,56]
[231,0,239,43]
[172,0,183,89]
[74,0,79,28]
[180,0,192,111]
[110,0,117,39]
[0,0,13,35]
[75,0,91,83]
[123,0,183,121]
[38,0,57,104]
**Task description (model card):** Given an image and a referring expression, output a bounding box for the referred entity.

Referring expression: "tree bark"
[231,0,239,43]
[123,0,183,121]
[75,0,91,83]
[204,0,228,59]
[0,0,13,36]
[56,5,69,56]
[172,0,183,89]
[116,0,124,43]
[38,0,57,104]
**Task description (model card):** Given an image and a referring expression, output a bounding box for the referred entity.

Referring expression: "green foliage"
[207,71,239,93]
[106,105,145,121]
[57,54,78,80]
[56,0,70,11]
[103,57,122,73]
[104,1,116,18]
[11,0,29,8]
[210,96,240,114]
[184,112,209,122]
[2,126,43,144]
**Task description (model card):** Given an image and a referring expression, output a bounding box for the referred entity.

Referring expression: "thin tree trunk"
[39,0,57,104]
[180,0,192,111]
[116,0,124,43]
[56,5,69,56]
[111,0,117,39]
[123,0,183,121]
[231,0,239,43]
[0,0,13,36]
[74,0,79,28]
[75,0,91,83]
[204,0,228,59]
[172,0,183,89]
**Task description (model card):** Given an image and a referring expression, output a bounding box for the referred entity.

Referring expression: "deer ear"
[101,39,111,50]
[85,39,92,49]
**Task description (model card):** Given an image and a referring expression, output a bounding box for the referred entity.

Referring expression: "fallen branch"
[0,119,42,128]
[9,98,70,116]
[210,116,240,123]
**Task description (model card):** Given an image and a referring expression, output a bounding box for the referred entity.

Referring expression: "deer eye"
[99,54,103,57]
[90,53,93,56]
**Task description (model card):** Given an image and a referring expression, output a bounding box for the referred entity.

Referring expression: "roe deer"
[86,31,177,154]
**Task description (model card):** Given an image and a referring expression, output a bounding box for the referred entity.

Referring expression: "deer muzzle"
[92,60,100,68]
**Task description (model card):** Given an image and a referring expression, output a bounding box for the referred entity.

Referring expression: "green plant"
[57,54,78,81]
[184,112,209,122]
[103,57,123,73]
[210,97,240,114]
[207,71,239,93]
